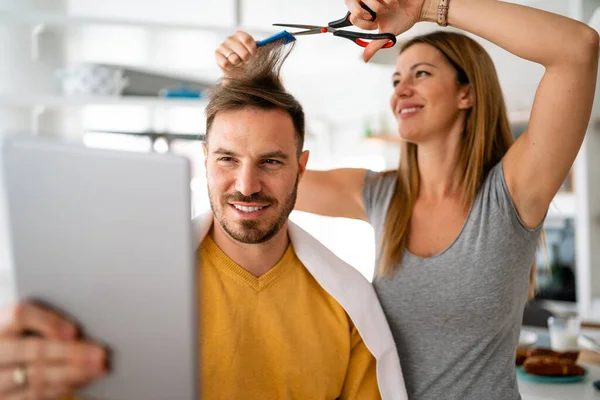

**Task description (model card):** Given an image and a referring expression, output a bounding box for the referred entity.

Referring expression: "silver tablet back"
[0,136,198,400]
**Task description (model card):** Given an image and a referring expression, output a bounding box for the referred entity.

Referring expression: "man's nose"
[234,164,262,196]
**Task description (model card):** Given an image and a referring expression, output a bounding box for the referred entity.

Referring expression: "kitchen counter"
[519,326,600,400]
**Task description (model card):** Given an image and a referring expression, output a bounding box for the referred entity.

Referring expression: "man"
[196,40,405,399]
[0,41,406,400]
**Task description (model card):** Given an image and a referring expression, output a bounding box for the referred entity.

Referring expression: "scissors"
[257,4,396,49]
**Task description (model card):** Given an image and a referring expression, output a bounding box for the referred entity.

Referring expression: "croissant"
[525,347,579,362]
[523,356,585,377]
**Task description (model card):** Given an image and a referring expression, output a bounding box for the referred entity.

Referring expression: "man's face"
[204,107,308,244]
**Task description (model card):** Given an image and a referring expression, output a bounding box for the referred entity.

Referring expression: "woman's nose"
[394,79,414,98]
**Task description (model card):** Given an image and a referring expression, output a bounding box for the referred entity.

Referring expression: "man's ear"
[458,84,474,110]
[202,143,208,169]
[298,150,309,178]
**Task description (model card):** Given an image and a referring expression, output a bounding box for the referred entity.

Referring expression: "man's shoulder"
[287,220,372,287]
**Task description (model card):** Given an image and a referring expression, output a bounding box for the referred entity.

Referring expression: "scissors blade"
[273,23,322,30]
[292,29,328,36]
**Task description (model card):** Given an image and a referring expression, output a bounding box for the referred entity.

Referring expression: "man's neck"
[209,219,290,278]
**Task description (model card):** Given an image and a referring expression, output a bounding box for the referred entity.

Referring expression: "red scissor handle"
[354,38,395,48]
[333,31,397,48]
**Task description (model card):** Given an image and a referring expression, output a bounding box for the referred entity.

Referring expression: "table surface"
[519,326,600,400]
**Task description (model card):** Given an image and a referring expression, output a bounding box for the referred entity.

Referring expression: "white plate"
[519,330,539,347]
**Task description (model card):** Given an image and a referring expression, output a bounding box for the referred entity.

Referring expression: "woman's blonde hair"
[377,31,537,297]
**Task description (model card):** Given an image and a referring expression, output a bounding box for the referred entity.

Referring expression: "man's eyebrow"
[261,151,289,160]
[211,149,290,160]
[392,62,438,78]
[212,148,237,156]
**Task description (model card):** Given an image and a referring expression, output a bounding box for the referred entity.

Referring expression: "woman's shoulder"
[363,169,398,201]
[362,169,398,222]
[477,160,544,235]
[478,161,505,195]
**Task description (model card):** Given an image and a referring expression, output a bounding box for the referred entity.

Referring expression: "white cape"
[193,212,408,400]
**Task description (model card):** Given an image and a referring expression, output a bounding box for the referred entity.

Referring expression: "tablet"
[0,136,198,400]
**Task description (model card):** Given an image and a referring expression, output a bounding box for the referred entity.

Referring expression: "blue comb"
[256,31,296,47]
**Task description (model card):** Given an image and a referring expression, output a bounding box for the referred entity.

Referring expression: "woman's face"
[391,43,472,144]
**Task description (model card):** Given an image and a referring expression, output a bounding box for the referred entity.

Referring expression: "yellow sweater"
[199,235,380,400]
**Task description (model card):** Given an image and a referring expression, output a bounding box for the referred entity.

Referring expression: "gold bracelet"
[437,0,450,27]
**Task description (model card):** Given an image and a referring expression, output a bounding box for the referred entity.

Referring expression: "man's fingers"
[0,338,105,367]
[0,366,24,393]
[27,361,105,389]
[0,358,105,397]
[1,382,81,400]
[0,339,67,366]
[1,388,28,400]
[42,385,78,400]
[0,303,76,340]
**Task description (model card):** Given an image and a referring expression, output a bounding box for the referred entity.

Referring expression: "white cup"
[548,314,580,352]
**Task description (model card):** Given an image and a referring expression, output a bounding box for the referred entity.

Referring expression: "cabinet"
[0,8,234,137]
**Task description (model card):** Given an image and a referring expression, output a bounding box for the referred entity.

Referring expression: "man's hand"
[0,302,106,399]
[215,31,258,79]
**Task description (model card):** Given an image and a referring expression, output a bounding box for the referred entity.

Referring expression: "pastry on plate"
[525,347,579,362]
[523,356,585,377]
[516,347,528,366]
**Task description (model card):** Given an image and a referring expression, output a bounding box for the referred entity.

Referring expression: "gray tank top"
[363,162,542,400]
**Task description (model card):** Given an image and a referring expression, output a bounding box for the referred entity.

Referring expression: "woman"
[216,0,599,398]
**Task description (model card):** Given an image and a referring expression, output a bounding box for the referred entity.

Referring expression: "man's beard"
[208,175,298,244]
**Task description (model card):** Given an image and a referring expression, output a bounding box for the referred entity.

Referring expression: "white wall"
[67,0,236,26]
[0,0,71,306]
[60,0,572,129]
[0,0,69,137]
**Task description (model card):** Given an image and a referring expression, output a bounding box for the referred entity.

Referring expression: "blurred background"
[0,0,599,322]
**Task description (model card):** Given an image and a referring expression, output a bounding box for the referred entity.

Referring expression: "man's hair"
[205,41,305,156]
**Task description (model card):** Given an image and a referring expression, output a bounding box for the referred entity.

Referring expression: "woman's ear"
[458,84,474,110]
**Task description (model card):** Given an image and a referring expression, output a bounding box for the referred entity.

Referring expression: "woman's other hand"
[215,31,258,79]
